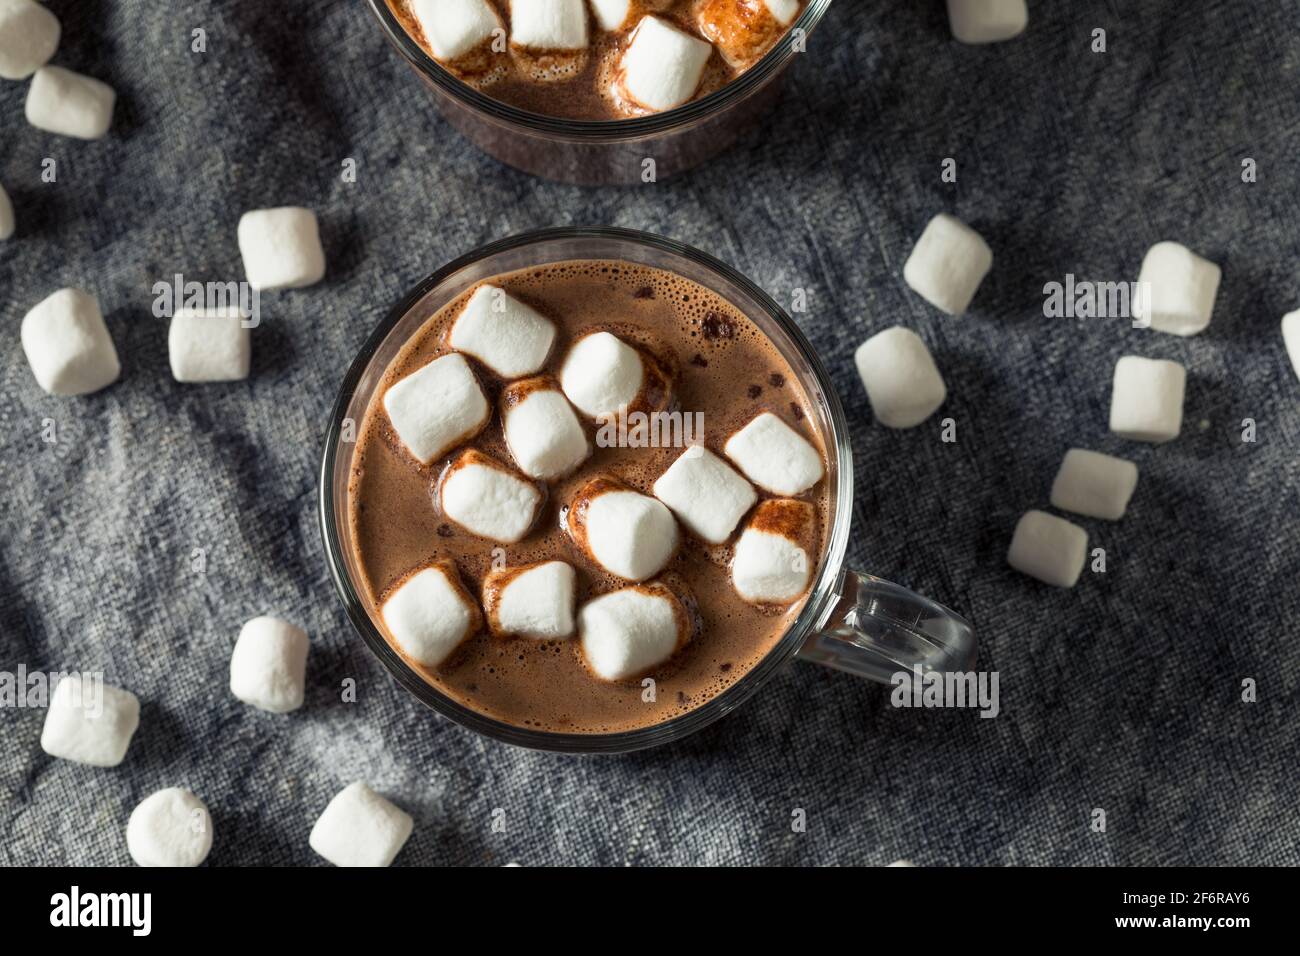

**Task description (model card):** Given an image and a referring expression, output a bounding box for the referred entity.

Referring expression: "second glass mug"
[319,227,976,753]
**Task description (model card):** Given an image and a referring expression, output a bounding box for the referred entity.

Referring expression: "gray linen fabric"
[1,0,1297,867]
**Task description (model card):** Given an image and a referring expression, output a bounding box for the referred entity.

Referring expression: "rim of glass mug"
[318,226,854,754]
[365,0,836,141]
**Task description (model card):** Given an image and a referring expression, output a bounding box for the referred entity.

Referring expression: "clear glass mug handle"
[797,570,977,682]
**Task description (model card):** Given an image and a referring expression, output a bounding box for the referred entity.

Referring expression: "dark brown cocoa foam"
[349,259,829,733]
[386,0,806,121]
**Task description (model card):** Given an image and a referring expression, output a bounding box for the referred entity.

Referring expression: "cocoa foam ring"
[565,476,679,581]
[558,329,672,420]
[381,560,482,667]
[483,559,577,640]
[501,376,591,480]
[578,579,694,681]
[730,498,816,604]
[439,449,544,544]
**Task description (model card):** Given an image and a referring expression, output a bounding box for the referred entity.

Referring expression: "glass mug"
[319,227,976,753]
[365,0,834,185]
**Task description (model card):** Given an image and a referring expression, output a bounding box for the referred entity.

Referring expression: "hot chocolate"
[348,258,829,733]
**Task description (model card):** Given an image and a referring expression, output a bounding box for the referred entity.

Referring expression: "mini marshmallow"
[412,0,501,60]
[1007,510,1088,588]
[1133,241,1221,337]
[579,582,692,681]
[887,860,918,867]
[0,181,14,240]
[560,331,643,418]
[381,561,481,667]
[696,0,797,68]
[724,412,824,496]
[589,0,631,31]
[653,447,756,544]
[383,353,490,464]
[1108,355,1186,443]
[40,675,139,767]
[21,288,120,396]
[619,16,713,113]
[25,66,114,140]
[309,782,413,868]
[168,308,251,383]
[440,450,543,543]
[237,207,326,291]
[449,284,557,378]
[1049,449,1139,521]
[567,477,679,581]
[903,213,993,316]
[1283,310,1300,381]
[946,0,1028,44]
[483,560,576,639]
[511,0,587,49]
[229,616,309,714]
[0,0,60,80]
[502,378,590,479]
[854,326,948,428]
[731,499,815,604]
[126,788,213,868]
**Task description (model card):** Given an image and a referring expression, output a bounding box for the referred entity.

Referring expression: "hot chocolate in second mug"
[320,227,975,753]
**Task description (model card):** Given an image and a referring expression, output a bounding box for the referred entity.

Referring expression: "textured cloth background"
[2,0,1298,867]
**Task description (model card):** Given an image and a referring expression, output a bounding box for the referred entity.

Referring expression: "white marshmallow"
[903,213,993,315]
[1133,241,1221,337]
[483,560,576,639]
[1007,510,1087,588]
[126,788,213,868]
[229,616,309,714]
[25,66,114,140]
[589,0,630,31]
[309,782,413,868]
[696,0,797,68]
[1049,449,1139,521]
[440,450,543,543]
[946,0,1028,44]
[579,583,690,681]
[0,0,59,80]
[653,447,756,544]
[854,326,948,428]
[449,284,557,378]
[887,860,918,867]
[560,331,644,418]
[511,0,588,49]
[724,412,824,496]
[502,379,590,479]
[412,0,501,61]
[237,207,326,291]
[381,562,481,667]
[1283,310,1300,382]
[1108,355,1186,443]
[21,288,120,396]
[383,353,490,464]
[731,499,814,604]
[765,0,800,25]
[620,16,713,113]
[168,308,251,383]
[0,181,12,239]
[40,675,139,767]
[568,479,679,581]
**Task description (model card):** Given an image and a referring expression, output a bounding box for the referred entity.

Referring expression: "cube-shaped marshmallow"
[0,0,60,80]
[578,582,692,681]
[411,0,501,61]
[566,477,679,581]
[126,787,213,868]
[510,0,588,49]
[1283,310,1300,382]
[21,288,120,396]
[589,0,631,31]
[696,0,797,68]
[560,331,645,418]
[40,675,140,767]
[731,499,815,604]
[309,782,413,868]
[169,308,252,383]
[382,353,490,464]
[381,562,481,667]
[439,449,543,543]
[237,207,326,291]
[1133,241,1220,337]
[653,447,757,544]
[25,66,114,140]
[483,560,576,639]
[903,213,993,315]
[1049,449,1139,521]
[229,616,310,713]
[449,284,556,378]
[723,412,824,495]
[854,326,948,428]
[1108,355,1186,443]
[946,0,1028,44]
[1007,510,1087,588]
[502,377,590,479]
[619,16,713,113]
